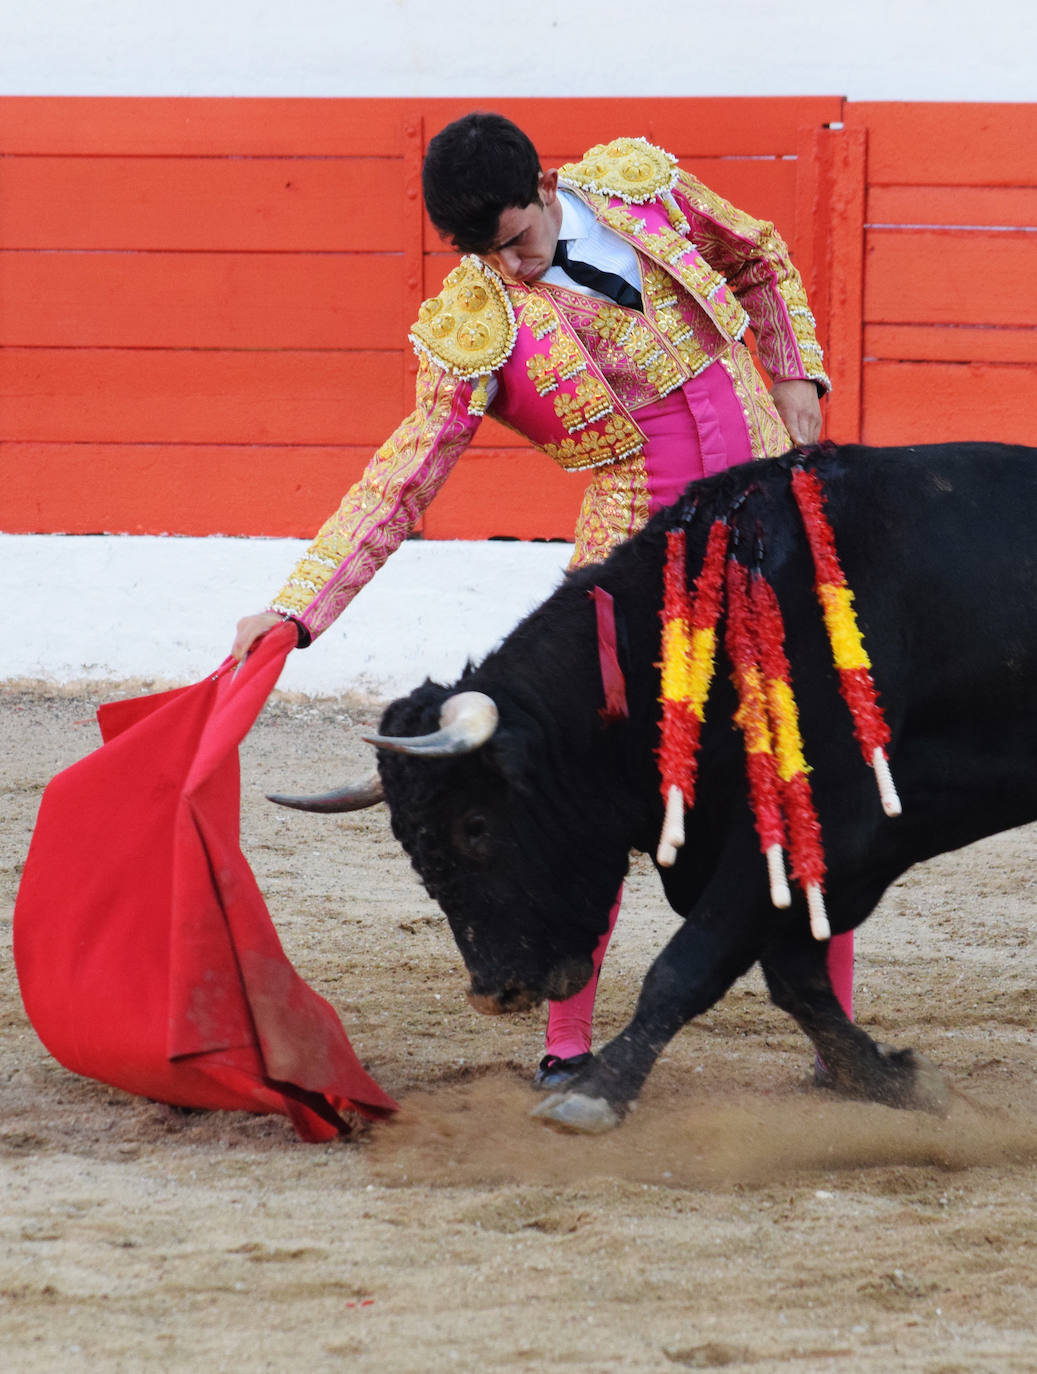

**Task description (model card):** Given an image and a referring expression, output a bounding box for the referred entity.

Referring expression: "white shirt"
[539,189,644,301]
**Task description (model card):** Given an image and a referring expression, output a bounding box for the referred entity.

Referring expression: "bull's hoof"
[817,1043,951,1116]
[877,1044,950,1116]
[528,1091,623,1134]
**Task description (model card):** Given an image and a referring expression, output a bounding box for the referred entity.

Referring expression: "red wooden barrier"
[2,97,1033,538]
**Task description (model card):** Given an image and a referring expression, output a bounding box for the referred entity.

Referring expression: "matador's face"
[478,169,562,286]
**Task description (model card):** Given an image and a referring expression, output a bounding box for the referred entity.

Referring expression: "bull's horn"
[362,690,499,757]
[267,771,384,813]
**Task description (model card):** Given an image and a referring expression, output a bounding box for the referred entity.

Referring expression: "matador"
[232,113,853,1089]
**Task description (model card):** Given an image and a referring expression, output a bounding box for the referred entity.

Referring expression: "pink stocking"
[827,929,854,1019]
[815,929,855,1082]
[544,890,622,1059]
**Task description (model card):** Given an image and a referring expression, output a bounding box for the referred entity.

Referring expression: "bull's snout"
[467,986,541,1016]
[465,957,594,1017]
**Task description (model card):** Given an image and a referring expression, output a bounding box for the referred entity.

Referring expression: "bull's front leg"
[759,929,949,1114]
[531,892,767,1134]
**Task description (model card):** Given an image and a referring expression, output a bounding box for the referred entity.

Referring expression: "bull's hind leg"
[531,891,767,1133]
[760,931,949,1114]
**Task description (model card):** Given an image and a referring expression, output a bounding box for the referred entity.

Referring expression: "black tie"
[552,238,643,312]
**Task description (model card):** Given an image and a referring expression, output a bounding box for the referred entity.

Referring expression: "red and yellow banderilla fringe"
[747,569,830,939]
[724,557,790,909]
[656,521,729,865]
[790,466,901,817]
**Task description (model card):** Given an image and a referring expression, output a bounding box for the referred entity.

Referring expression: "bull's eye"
[454,810,491,860]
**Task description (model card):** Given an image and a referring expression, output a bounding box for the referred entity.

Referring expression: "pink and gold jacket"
[271,139,829,640]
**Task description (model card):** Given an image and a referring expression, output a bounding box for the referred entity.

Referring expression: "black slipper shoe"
[532,1052,594,1091]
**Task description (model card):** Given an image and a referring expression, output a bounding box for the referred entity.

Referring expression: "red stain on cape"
[13,623,397,1141]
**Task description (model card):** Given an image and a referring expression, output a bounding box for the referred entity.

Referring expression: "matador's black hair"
[422,112,543,254]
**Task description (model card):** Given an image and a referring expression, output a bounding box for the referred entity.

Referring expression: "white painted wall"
[1,0,1032,101]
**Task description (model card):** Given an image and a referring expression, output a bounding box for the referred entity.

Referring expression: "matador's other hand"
[770,379,823,447]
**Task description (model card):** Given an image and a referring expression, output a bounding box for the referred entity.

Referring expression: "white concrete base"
[2,534,574,699]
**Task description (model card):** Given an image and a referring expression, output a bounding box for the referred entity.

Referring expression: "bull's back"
[815,443,1037,715]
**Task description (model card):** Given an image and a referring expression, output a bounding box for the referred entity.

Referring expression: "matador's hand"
[231,612,284,662]
[770,379,823,447]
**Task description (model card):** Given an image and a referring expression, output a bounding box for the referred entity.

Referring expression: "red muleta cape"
[13,623,397,1141]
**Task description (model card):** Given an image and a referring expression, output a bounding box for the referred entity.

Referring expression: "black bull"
[274,442,1037,1132]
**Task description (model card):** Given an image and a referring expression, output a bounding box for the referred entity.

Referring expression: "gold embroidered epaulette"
[409,256,517,381]
[559,137,678,205]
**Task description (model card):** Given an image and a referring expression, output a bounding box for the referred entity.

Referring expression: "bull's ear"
[483,723,537,793]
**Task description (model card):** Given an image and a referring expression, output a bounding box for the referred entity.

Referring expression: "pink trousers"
[545,365,854,1059]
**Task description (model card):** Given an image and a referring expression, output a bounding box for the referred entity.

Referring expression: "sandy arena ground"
[2,683,1036,1373]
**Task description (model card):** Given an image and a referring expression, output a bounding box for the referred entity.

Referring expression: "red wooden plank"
[793,125,833,354]
[0,348,401,445]
[864,230,1037,327]
[0,96,844,159]
[868,185,1037,229]
[0,252,401,349]
[1,441,584,540]
[861,361,1037,445]
[0,97,411,156]
[0,442,377,537]
[0,351,538,450]
[823,127,867,444]
[864,324,1037,365]
[845,102,1037,186]
[422,449,586,541]
[416,96,845,158]
[0,156,404,252]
